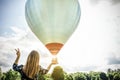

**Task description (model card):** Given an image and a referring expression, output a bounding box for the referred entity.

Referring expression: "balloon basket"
[52,56,58,64]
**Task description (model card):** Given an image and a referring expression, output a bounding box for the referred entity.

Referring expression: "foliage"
[0,69,21,80]
[0,67,3,79]
[113,73,120,80]
[99,72,108,80]
[64,73,74,80]
[0,67,120,80]
[73,72,87,80]
[38,73,45,80]
[51,66,64,80]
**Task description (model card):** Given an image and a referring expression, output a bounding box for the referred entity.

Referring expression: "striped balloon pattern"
[25,0,81,55]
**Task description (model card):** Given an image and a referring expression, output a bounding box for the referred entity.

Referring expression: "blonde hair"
[23,50,40,79]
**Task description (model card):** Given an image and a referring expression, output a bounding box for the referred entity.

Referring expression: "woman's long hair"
[23,50,40,79]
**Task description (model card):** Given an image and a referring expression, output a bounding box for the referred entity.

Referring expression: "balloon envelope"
[25,0,81,55]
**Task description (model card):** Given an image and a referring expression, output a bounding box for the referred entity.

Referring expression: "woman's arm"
[13,48,23,71]
[39,58,58,74]
[14,48,20,64]
[47,58,58,71]
[47,63,53,71]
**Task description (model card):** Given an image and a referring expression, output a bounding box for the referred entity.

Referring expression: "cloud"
[111,0,120,4]
[0,26,50,72]
[76,65,98,72]
[90,0,120,5]
[0,50,13,72]
[0,52,11,67]
[62,65,101,73]
[0,62,9,68]
[89,0,101,4]
[107,54,120,65]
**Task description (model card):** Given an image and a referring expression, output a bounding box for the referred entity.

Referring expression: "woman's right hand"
[15,48,20,57]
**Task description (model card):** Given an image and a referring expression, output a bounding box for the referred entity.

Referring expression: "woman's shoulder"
[39,65,46,70]
[13,63,24,71]
[39,65,48,74]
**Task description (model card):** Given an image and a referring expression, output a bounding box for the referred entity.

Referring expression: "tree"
[64,73,74,80]
[1,73,6,80]
[107,68,113,73]
[99,72,108,80]
[74,72,87,80]
[113,73,120,80]
[38,73,46,80]
[0,67,3,79]
[89,71,100,80]
[5,69,21,80]
[108,72,114,80]
[84,73,91,80]
[51,66,64,80]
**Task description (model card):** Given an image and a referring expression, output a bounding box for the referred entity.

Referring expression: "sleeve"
[13,63,23,72]
[39,66,49,75]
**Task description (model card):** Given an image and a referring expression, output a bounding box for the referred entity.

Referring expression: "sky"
[0,0,120,73]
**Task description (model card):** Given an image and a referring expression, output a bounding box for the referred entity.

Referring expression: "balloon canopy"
[25,0,81,55]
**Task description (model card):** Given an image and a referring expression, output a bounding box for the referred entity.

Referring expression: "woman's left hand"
[51,58,58,65]
[15,48,20,57]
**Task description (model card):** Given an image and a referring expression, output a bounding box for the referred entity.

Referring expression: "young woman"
[13,48,57,80]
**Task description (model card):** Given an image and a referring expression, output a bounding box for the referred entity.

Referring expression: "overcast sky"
[0,0,120,73]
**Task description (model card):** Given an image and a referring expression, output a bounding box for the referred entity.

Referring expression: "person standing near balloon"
[13,48,57,80]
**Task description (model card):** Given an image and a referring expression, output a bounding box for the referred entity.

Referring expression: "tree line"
[0,67,120,80]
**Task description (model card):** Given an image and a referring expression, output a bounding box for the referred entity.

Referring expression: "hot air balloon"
[25,0,81,60]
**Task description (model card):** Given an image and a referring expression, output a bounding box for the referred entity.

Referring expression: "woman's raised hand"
[51,58,58,65]
[15,48,20,57]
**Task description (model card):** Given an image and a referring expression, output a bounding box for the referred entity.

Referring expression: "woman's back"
[13,49,57,80]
